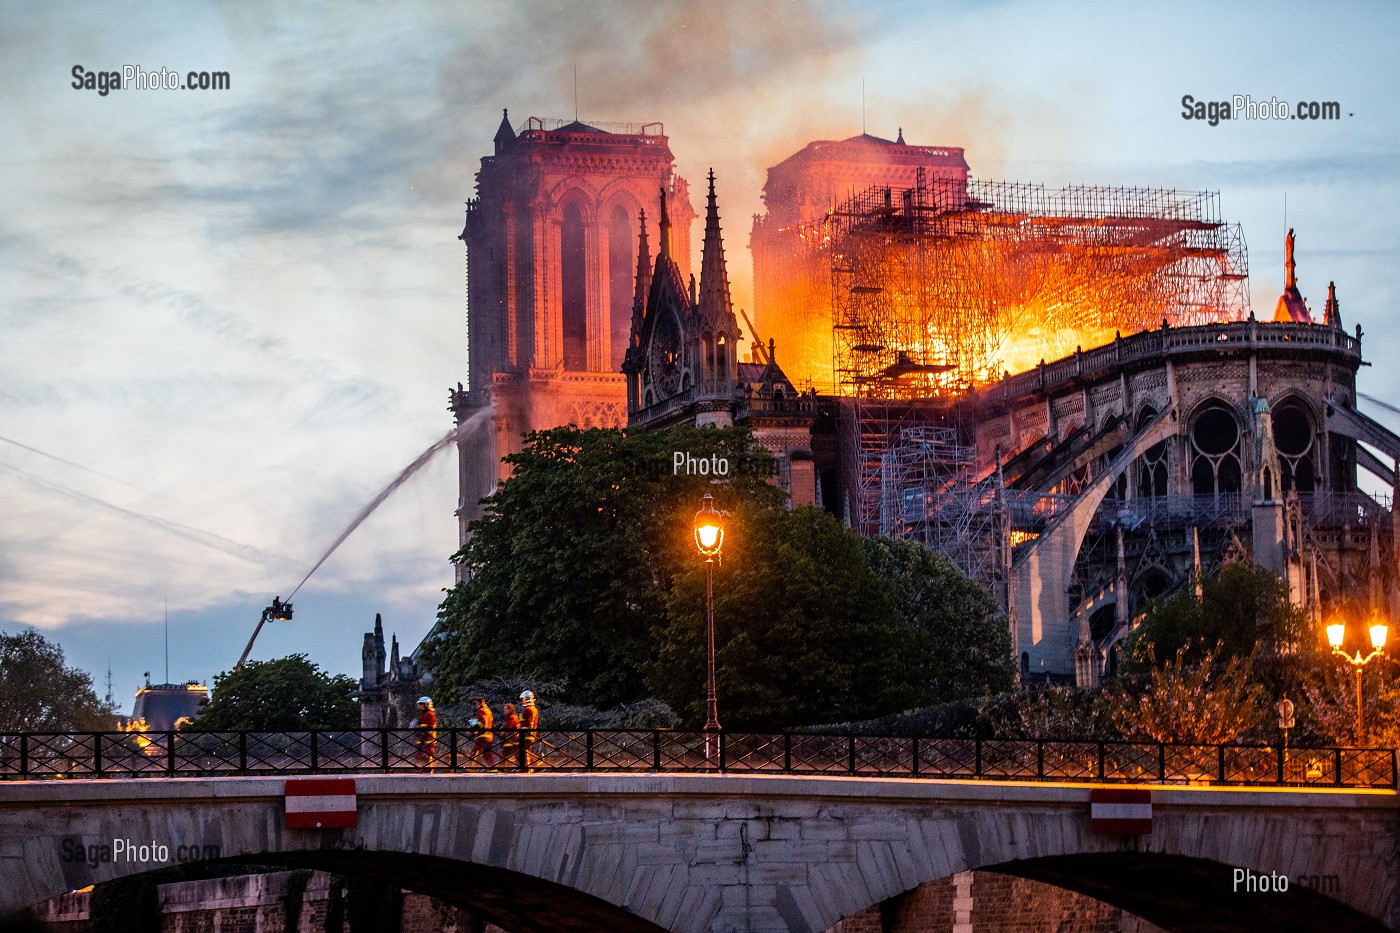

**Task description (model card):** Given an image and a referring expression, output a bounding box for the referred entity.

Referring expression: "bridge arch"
[2,773,1394,931]
[241,851,667,933]
[980,851,1387,932]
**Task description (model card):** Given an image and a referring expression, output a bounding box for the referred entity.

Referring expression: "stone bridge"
[1,773,1394,932]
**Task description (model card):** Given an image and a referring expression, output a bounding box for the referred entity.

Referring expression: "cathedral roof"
[739,340,798,395]
[1274,289,1309,323]
[768,131,968,172]
[494,108,516,147]
[553,120,610,134]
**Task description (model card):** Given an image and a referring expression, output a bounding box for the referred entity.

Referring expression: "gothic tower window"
[606,205,632,371]
[1130,567,1172,615]
[1089,604,1117,643]
[703,332,716,390]
[1190,403,1242,496]
[561,201,588,371]
[1136,406,1168,498]
[1273,400,1316,493]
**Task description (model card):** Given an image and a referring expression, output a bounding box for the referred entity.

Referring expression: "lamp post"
[1326,616,1388,744]
[1275,695,1295,757]
[693,494,725,755]
[235,597,294,670]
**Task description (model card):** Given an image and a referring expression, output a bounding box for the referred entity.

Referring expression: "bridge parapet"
[1,729,1393,790]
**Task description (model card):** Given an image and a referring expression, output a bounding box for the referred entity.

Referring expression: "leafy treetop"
[192,654,359,731]
[426,425,783,711]
[0,629,114,732]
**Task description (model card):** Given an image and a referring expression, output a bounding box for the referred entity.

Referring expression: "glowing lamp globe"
[1370,623,1388,650]
[1326,623,1345,649]
[693,494,724,558]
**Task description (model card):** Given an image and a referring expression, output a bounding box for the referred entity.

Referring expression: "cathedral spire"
[698,169,733,322]
[1284,227,1297,290]
[657,186,672,259]
[632,208,651,338]
[1323,280,1343,330]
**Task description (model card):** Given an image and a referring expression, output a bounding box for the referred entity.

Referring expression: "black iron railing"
[0,730,1393,788]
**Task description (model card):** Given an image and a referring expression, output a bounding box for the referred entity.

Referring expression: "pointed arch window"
[561,202,588,371]
[606,205,632,371]
[1273,400,1316,493]
[1191,403,1242,497]
[1136,406,1168,498]
[703,332,716,391]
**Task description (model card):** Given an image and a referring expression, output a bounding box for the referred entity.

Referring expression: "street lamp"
[693,494,725,745]
[1275,695,1295,755]
[1326,615,1388,744]
[235,597,294,670]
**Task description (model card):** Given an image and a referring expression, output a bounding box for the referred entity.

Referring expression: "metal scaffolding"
[877,425,1002,585]
[827,172,1250,397]
[827,171,1250,545]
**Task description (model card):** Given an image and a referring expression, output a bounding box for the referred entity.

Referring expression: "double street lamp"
[693,494,725,744]
[1326,616,1388,744]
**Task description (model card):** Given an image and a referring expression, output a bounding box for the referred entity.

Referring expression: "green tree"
[425,425,784,710]
[996,685,1121,741]
[862,536,1014,703]
[0,629,114,732]
[192,655,358,731]
[1115,562,1379,745]
[1123,562,1310,672]
[1113,645,1265,744]
[650,507,929,729]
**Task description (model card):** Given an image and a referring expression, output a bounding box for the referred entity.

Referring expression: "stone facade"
[451,112,695,560]
[623,173,818,506]
[357,613,429,729]
[959,316,1383,681]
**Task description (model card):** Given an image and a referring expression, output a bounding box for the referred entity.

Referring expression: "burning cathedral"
[423,109,1399,698]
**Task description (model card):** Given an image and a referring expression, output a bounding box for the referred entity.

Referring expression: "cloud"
[0,461,298,571]
[1,0,1397,698]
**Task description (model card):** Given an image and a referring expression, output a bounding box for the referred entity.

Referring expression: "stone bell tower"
[451,110,695,558]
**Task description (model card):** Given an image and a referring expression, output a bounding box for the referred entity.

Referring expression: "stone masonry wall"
[823,871,1171,933]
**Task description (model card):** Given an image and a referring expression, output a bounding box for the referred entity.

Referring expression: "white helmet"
[520,690,535,703]
[417,696,432,705]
